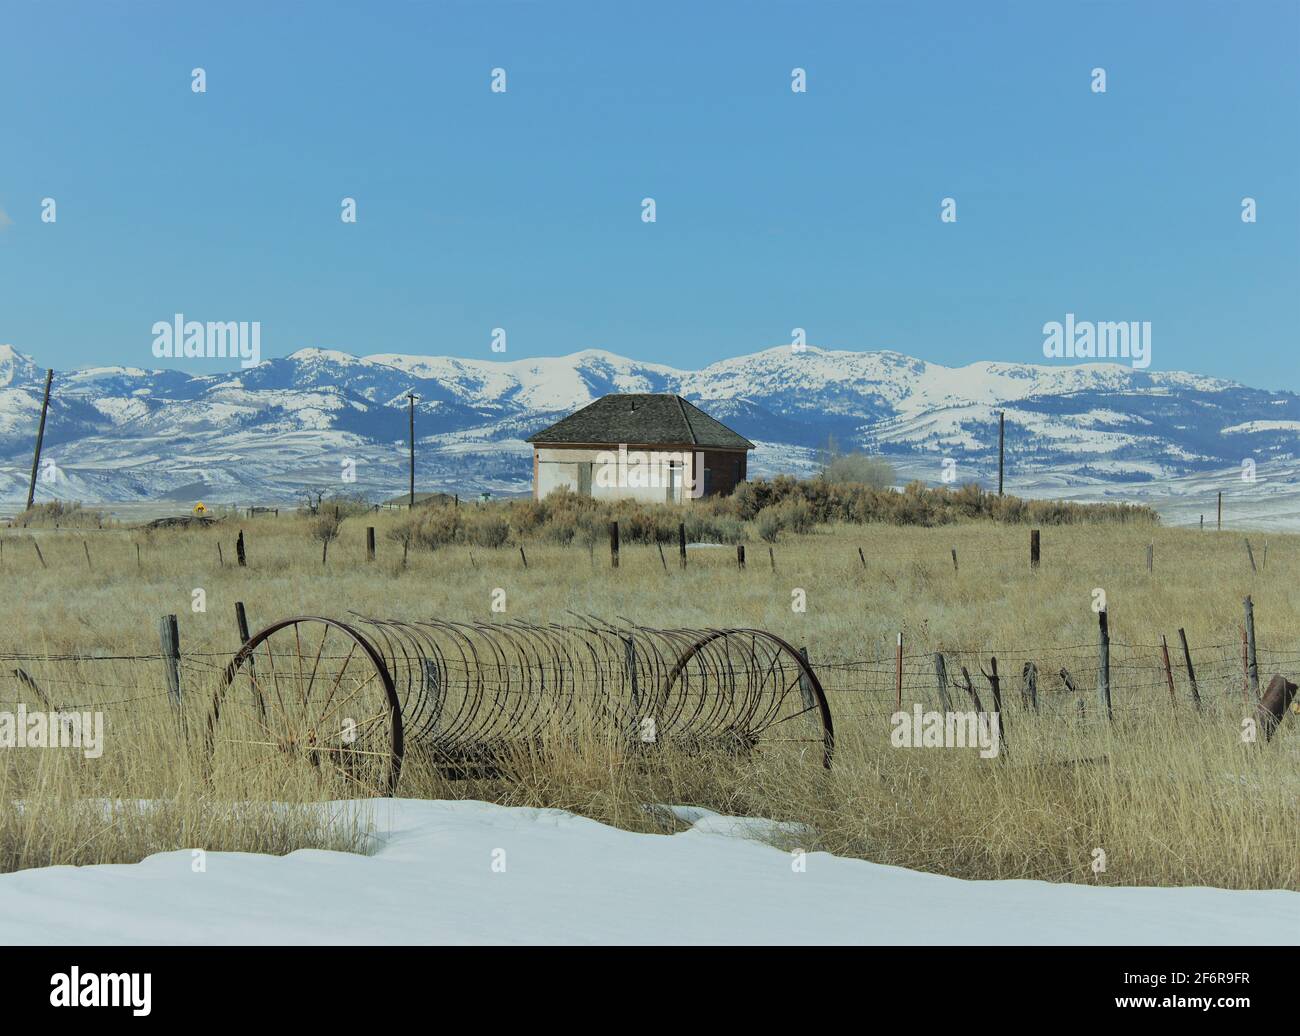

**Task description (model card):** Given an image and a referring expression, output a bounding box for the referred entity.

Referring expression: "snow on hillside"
[1,800,1293,945]
[0,343,1294,521]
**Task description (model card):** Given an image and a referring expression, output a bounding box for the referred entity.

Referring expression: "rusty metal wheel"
[206,616,404,797]
[662,628,835,769]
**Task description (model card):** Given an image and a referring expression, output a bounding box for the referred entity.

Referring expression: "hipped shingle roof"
[527,394,754,449]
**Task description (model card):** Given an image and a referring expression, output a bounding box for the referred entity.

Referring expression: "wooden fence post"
[609,521,620,568]
[1097,608,1112,721]
[951,548,958,573]
[657,543,668,570]
[1177,627,1201,712]
[933,653,952,712]
[32,539,46,569]
[1030,529,1040,569]
[1217,490,1222,530]
[519,545,528,568]
[678,523,687,569]
[1245,538,1258,574]
[985,655,1005,751]
[1244,596,1259,700]
[236,530,247,567]
[1160,634,1176,705]
[235,601,252,645]
[1021,661,1038,711]
[366,526,376,562]
[797,647,816,710]
[83,541,92,570]
[1240,627,1250,703]
[768,546,775,571]
[895,632,903,711]
[857,547,867,569]
[1061,668,1083,718]
[736,544,745,569]
[1145,543,1153,573]
[159,614,181,708]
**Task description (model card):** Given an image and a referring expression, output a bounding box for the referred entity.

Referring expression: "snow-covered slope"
[0,343,1294,510]
[1,800,1293,944]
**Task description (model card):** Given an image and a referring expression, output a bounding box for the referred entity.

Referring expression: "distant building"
[527,394,754,502]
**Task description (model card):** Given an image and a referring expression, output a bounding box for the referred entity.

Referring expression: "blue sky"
[1,0,1297,387]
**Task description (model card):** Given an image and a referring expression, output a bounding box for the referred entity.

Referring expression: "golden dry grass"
[1,508,1296,887]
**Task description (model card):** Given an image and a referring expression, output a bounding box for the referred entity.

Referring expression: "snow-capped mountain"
[0,342,1296,510]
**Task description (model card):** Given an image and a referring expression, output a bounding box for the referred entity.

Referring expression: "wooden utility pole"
[406,391,418,509]
[997,410,1005,496]
[1217,491,1222,530]
[25,368,53,511]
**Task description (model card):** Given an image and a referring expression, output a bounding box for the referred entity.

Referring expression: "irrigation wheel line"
[206,616,405,797]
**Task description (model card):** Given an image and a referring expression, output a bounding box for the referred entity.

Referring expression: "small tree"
[299,488,326,515]
[311,511,342,564]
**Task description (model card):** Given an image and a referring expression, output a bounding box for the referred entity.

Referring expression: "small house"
[527,394,754,502]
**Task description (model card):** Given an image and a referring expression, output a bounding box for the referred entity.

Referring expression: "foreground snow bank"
[1,800,1294,944]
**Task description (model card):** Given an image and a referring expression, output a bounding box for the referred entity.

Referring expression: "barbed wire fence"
[1,611,1294,739]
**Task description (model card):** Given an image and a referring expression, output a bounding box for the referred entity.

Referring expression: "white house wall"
[534,447,700,503]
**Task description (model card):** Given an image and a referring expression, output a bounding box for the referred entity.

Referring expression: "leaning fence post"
[235,601,252,646]
[609,521,620,569]
[1177,627,1201,712]
[1244,596,1260,700]
[1245,538,1258,574]
[1097,608,1112,721]
[933,653,952,712]
[159,614,181,708]
[1160,634,1177,706]
[984,655,1005,750]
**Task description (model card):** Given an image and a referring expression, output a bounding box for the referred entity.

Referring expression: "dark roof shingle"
[527,394,754,449]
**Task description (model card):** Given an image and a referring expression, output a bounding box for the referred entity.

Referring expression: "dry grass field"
[1,502,1296,890]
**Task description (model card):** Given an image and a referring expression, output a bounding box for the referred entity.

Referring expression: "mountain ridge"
[0,343,1294,507]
